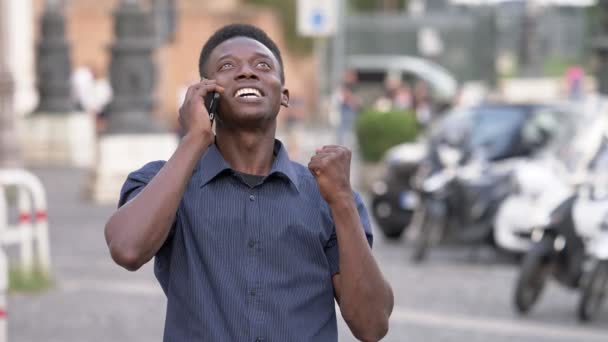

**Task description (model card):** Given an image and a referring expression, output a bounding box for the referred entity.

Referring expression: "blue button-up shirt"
[119,140,373,342]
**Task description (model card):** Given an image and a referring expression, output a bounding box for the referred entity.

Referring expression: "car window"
[520,108,562,148]
[431,108,474,145]
[470,106,527,149]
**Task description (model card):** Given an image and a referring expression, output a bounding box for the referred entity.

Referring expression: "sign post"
[297,0,338,125]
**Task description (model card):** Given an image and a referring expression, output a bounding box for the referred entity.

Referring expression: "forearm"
[105,133,210,270]
[330,195,394,339]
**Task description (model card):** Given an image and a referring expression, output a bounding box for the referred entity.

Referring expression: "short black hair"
[198,24,285,83]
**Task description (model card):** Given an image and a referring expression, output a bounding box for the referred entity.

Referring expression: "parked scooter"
[372,103,562,240]
[493,157,573,254]
[513,127,608,322]
[513,187,608,322]
[408,145,513,262]
[494,103,591,255]
[407,102,569,263]
[572,188,608,321]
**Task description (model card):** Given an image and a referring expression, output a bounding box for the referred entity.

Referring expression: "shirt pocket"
[182,187,247,248]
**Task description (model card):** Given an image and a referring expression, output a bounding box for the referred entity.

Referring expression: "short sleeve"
[118,161,167,208]
[118,161,176,294]
[325,191,374,276]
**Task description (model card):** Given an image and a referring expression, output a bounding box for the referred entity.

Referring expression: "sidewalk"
[7,167,164,342]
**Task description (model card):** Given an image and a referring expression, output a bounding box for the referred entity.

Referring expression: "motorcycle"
[493,103,590,255]
[371,103,560,240]
[514,127,608,321]
[408,144,513,262]
[371,142,426,239]
[493,157,573,254]
[513,187,608,322]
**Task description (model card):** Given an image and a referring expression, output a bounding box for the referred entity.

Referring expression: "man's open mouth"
[234,87,263,99]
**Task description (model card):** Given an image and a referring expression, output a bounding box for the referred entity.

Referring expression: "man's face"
[205,37,289,126]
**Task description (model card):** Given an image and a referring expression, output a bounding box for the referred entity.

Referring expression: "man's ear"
[281,88,290,108]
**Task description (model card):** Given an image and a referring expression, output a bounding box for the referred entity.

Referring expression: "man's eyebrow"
[216,51,274,62]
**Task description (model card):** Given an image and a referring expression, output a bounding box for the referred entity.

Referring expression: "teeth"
[235,88,261,98]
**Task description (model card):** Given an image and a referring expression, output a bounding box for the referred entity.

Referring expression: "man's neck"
[215,126,277,176]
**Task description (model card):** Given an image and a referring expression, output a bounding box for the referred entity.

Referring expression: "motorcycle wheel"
[372,196,411,240]
[578,260,608,322]
[410,204,429,263]
[514,236,554,314]
[411,205,444,263]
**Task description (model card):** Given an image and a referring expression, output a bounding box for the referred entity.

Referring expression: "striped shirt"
[118,140,373,342]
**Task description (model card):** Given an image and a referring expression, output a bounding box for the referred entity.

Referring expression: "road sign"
[297,0,337,37]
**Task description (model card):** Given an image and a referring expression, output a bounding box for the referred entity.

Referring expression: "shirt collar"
[197,139,300,192]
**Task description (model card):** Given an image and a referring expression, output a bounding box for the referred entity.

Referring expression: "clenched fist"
[178,79,224,142]
[308,145,353,205]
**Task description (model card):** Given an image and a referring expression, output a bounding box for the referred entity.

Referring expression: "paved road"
[6,142,608,341]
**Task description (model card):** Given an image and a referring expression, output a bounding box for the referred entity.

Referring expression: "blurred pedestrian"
[566,65,584,101]
[72,64,112,135]
[72,64,93,111]
[413,80,432,126]
[393,84,413,111]
[337,69,361,146]
[284,96,306,160]
[89,66,113,135]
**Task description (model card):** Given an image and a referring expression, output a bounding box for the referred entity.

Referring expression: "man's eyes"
[219,63,234,70]
[218,61,271,70]
[257,61,271,69]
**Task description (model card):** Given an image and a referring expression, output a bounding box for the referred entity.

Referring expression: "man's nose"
[235,63,259,80]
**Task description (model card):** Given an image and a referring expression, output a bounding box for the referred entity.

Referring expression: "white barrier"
[0,169,51,276]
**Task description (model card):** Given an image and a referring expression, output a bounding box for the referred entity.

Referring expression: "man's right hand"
[178,79,225,142]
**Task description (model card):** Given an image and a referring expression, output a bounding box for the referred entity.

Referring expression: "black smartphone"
[205,91,221,121]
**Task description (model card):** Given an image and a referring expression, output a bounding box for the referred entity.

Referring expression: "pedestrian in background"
[337,69,361,146]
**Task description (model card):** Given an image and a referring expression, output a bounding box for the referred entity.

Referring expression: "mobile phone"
[205,91,220,121]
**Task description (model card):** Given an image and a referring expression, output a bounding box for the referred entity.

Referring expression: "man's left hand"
[308,145,352,205]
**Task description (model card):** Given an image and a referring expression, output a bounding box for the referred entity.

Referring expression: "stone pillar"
[0,0,21,168]
[18,0,95,168]
[35,0,74,113]
[90,0,178,204]
[104,0,162,134]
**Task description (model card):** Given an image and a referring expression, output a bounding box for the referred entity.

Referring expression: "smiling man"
[104,24,393,342]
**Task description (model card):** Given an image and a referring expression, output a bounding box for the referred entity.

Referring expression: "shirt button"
[249,195,255,201]
[255,338,264,342]
[248,240,256,248]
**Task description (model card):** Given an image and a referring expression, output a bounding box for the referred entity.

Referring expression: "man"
[104,24,393,342]
[337,69,360,146]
